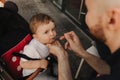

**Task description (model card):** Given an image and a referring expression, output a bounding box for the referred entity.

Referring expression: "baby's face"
[33,21,57,44]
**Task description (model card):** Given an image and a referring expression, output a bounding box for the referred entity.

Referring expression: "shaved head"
[86,0,120,15]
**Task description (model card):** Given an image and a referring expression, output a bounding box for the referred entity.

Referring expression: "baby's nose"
[50,32,54,35]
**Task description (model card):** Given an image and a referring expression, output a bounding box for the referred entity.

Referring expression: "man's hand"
[60,31,85,57]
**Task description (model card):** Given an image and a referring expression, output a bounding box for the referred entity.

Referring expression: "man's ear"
[108,8,120,30]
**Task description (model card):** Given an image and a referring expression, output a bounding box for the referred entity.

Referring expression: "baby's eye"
[52,28,55,31]
[45,31,48,34]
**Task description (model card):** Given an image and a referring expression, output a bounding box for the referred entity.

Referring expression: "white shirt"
[21,39,49,76]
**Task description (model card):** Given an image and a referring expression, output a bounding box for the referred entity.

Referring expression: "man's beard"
[90,24,106,43]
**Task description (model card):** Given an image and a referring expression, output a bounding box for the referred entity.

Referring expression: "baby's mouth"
[51,37,55,41]
[50,37,57,43]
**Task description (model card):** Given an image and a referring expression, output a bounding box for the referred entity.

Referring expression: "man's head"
[85,0,120,44]
[30,13,57,44]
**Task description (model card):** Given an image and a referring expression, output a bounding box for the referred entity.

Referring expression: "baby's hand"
[47,40,66,57]
[39,59,48,69]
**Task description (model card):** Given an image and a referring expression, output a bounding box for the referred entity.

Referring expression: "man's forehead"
[85,0,96,6]
[85,0,93,4]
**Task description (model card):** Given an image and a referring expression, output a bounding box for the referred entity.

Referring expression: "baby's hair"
[29,13,54,34]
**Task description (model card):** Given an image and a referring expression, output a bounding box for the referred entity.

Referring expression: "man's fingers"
[60,36,65,40]
[65,42,69,49]
[64,33,73,43]
[70,31,79,41]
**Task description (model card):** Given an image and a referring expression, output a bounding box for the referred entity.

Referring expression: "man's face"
[85,0,106,42]
[34,21,57,44]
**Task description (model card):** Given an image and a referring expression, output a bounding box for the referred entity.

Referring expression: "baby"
[20,13,57,80]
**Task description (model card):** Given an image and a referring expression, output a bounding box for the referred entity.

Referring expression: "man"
[48,0,120,80]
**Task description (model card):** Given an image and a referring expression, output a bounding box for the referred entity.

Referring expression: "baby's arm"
[20,59,48,69]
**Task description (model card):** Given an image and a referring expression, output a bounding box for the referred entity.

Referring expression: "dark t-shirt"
[92,48,120,80]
